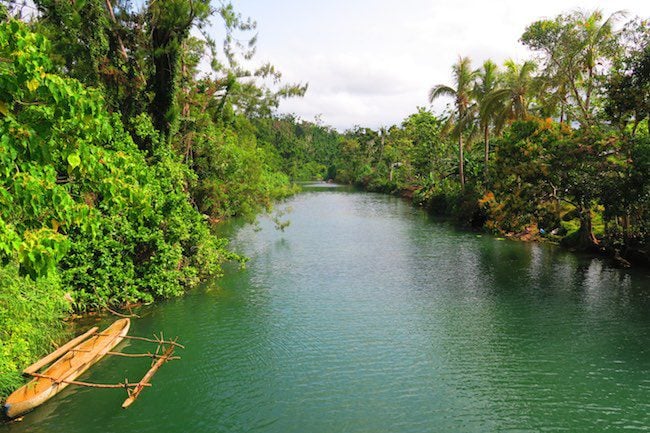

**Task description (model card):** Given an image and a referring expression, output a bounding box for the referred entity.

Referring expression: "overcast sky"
[226,0,650,131]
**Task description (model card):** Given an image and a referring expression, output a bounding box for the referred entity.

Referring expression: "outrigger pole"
[96,333,186,349]
[122,344,176,408]
[28,373,152,390]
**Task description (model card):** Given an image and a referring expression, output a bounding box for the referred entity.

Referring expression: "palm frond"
[454,56,479,93]
[429,85,456,103]
[519,60,537,79]
[476,60,499,96]
[440,116,455,137]
[480,88,509,118]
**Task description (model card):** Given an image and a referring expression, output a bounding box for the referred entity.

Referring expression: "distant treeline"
[296,10,649,267]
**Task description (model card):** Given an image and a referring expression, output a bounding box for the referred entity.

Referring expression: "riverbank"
[353,180,650,269]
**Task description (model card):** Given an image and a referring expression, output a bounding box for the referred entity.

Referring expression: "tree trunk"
[569,80,591,127]
[585,66,593,116]
[622,211,630,247]
[483,124,489,184]
[551,185,561,221]
[576,204,599,251]
[181,42,190,118]
[151,26,176,138]
[458,132,465,190]
[103,0,128,62]
[149,6,195,140]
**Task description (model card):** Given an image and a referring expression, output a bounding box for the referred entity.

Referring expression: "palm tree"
[473,60,499,181]
[576,10,623,124]
[481,60,537,124]
[429,56,477,189]
[521,10,623,126]
[533,73,570,122]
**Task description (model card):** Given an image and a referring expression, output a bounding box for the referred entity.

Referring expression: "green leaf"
[67,153,81,169]
[26,79,40,92]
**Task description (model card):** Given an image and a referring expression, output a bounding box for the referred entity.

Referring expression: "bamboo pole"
[122,345,174,408]
[29,373,151,389]
[23,327,99,376]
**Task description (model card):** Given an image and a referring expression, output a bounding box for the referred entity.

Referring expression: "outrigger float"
[3,318,183,419]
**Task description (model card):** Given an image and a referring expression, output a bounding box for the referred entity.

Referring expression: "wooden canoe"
[3,318,130,419]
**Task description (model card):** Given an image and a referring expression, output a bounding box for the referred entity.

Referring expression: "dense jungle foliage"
[0,0,324,397]
[0,2,648,401]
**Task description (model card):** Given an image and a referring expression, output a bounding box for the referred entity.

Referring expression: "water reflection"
[4,188,650,433]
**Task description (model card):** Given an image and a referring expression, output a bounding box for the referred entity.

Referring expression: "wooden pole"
[122,345,175,408]
[23,327,99,376]
[96,334,185,349]
[29,373,151,389]
[107,351,180,360]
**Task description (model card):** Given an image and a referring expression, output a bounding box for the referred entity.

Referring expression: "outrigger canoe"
[3,318,130,418]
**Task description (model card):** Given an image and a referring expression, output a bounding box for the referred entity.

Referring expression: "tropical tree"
[521,10,623,127]
[604,18,650,134]
[481,60,537,124]
[148,0,213,139]
[473,60,500,180]
[402,108,445,179]
[429,56,478,189]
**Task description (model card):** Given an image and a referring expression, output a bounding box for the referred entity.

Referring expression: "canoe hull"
[3,319,130,418]
[4,385,58,419]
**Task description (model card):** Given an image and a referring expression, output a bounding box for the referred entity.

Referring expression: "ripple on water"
[4,189,650,433]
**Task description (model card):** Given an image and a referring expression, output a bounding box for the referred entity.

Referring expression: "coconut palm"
[575,10,624,123]
[473,60,500,181]
[429,56,478,189]
[533,72,571,122]
[481,60,537,125]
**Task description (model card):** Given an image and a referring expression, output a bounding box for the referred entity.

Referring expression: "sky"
[223,0,650,131]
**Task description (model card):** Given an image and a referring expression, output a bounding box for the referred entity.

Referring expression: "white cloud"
[228,0,650,130]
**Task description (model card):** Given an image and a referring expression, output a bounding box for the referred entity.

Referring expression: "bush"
[0,21,241,309]
[0,264,68,398]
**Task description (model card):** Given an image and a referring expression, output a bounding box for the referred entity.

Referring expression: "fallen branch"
[107,351,180,361]
[105,306,140,319]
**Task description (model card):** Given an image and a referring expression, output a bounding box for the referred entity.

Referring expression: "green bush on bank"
[0,264,68,398]
[0,21,239,308]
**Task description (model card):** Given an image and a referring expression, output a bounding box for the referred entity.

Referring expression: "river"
[4,184,650,432]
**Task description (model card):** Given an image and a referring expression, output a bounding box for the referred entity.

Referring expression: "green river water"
[4,184,650,432]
